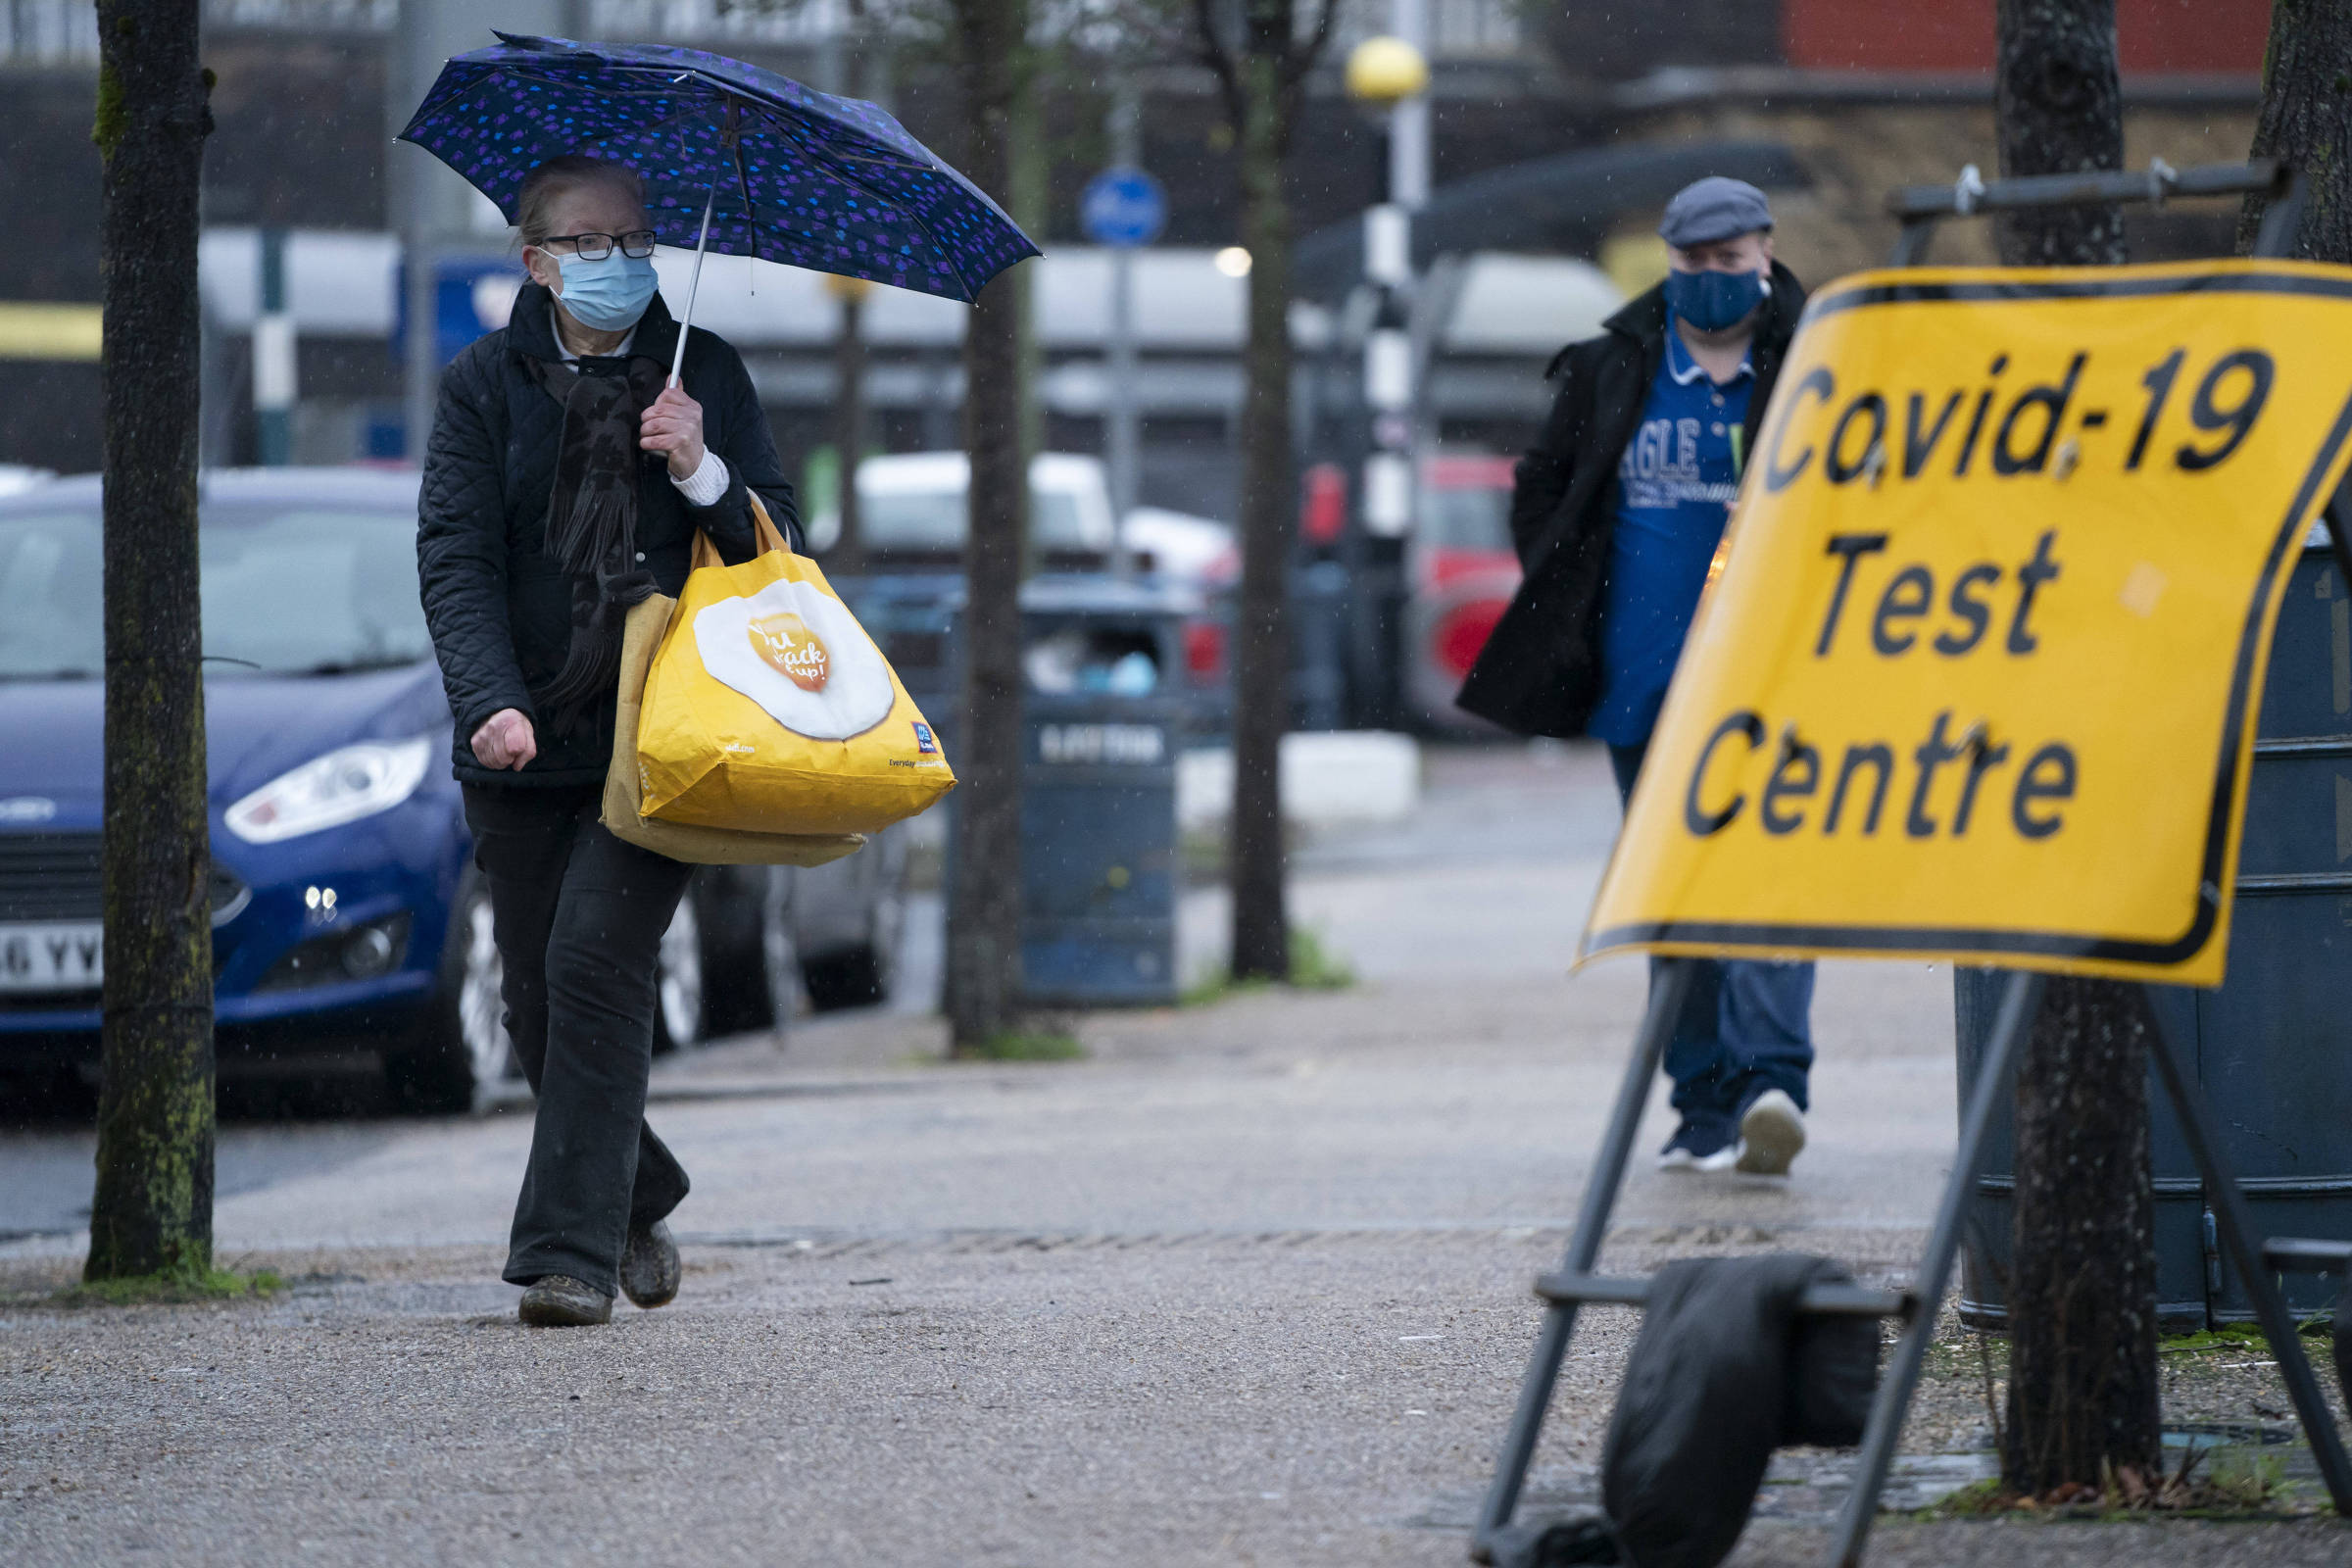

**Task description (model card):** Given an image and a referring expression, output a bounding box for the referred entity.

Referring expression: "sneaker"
[1657,1118,1738,1173]
[1735,1087,1807,1176]
[619,1219,681,1310]
[518,1274,613,1327]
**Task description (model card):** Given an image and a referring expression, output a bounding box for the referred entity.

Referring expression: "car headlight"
[223,737,434,844]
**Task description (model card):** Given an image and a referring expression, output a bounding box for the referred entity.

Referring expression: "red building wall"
[1784,0,2271,74]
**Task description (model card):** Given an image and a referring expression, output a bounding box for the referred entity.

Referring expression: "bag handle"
[691,489,793,572]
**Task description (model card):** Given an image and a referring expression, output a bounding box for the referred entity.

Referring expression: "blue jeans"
[1608,742,1814,1139]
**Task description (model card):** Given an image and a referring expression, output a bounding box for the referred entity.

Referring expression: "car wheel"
[388,874,516,1116]
[862,856,907,1004]
[696,868,776,1038]
[652,893,705,1054]
[805,837,906,1010]
[761,867,804,1044]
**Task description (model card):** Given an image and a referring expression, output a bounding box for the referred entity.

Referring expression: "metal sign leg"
[1470,957,1696,1563]
[2142,990,2352,1515]
[1825,968,2046,1568]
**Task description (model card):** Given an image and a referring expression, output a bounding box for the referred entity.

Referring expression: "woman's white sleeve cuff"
[670,450,730,508]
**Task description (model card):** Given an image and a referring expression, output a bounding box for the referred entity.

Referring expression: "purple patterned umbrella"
[397,30,1039,378]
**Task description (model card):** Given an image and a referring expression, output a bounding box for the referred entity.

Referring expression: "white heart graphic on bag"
[694,579,896,741]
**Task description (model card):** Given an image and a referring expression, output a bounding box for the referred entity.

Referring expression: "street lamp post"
[1080,90,1169,579]
[1103,76,1145,579]
[1343,29,1429,729]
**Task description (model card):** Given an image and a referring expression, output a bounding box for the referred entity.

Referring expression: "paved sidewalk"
[3,745,2342,1564]
[7,1229,2343,1566]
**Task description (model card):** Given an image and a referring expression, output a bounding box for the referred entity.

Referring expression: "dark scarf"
[522,349,667,734]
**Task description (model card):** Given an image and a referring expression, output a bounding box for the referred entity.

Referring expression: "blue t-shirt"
[1586,324,1753,747]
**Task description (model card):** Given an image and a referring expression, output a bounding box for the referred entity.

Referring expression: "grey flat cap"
[1658,176,1774,248]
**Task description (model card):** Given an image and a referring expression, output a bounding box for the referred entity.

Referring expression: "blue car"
[0,468,904,1113]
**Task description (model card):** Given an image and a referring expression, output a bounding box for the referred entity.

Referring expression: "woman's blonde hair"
[515,156,646,246]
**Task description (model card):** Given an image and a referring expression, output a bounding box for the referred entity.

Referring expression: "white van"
[805,452,1117,559]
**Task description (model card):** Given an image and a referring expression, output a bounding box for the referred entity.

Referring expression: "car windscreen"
[1421,483,1512,553]
[0,501,430,679]
[859,486,1089,553]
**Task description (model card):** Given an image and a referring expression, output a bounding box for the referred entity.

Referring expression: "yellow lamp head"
[821,272,877,304]
[1346,36,1430,107]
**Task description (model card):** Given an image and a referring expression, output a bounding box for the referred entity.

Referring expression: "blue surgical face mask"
[1664,266,1768,333]
[553,251,659,332]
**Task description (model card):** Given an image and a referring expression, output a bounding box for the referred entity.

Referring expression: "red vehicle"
[1405,454,1520,731]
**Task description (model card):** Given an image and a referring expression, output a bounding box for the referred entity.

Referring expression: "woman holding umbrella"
[402,31,1037,1327]
[416,152,802,1327]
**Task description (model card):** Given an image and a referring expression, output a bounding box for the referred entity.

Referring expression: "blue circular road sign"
[1081,168,1168,248]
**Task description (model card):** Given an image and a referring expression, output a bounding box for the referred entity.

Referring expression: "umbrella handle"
[668,183,717,390]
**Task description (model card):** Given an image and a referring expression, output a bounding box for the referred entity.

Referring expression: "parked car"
[1403,454,1521,732]
[808,451,1234,738]
[0,468,907,1115]
[1120,507,1238,590]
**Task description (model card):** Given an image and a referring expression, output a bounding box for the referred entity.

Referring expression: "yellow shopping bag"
[629,496,956,837]
[602,589,866,866]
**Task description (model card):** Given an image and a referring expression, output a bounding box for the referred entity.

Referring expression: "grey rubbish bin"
[1017,581,1188,1007]
[931,577,1193,1009]
[1956,526,2352,1329]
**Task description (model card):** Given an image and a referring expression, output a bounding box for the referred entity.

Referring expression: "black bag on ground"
[1600,1254,1881,1568]
[1486,1509,1622,1568]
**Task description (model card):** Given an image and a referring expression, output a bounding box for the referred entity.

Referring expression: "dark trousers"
[463,783,695,1294]
[1606,743,1814,1137]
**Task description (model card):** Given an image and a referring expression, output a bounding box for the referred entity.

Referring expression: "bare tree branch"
[1102,0,1202,65]
[1190,0,1245,128]
[1279,0,1340,92]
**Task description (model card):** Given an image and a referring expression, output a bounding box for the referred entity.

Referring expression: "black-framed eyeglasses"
[541,229,659,261]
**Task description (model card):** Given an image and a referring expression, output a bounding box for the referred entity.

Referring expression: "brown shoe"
[518,1274,612,1327]
[619,1220,681,1309]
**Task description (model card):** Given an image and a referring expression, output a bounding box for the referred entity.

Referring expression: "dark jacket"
[1454,261,1806,738]
[417,283,802,788]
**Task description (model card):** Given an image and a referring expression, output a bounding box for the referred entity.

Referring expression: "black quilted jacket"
[1455,262,1804,738]
[416,283,802,788]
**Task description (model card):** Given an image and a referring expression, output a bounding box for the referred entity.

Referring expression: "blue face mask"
[553,251,659,332]
[1664,267,1768,333]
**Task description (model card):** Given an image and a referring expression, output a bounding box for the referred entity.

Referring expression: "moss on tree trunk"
[84,0,218,1283]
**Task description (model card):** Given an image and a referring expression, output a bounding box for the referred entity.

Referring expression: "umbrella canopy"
[397,31,1038,304]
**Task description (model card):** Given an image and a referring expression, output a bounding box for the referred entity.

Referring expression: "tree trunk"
[2005,980,2163,1493]
[947,0,1028,1051]
[85,0,217,1283]
[2237,0,2352,260]
[1226,46,1294,983]
[1994,0,2128,268]
[1993,0,2161,1496]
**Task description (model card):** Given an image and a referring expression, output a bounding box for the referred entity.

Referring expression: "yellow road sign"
[1585,261,2352,985]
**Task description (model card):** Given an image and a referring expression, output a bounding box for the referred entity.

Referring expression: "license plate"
[0,922,103,993]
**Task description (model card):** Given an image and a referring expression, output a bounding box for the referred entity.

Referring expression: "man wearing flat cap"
[1458,175,1815,1176]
